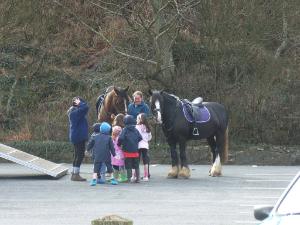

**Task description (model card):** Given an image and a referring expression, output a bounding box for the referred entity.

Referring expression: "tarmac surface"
[0,163,299,225]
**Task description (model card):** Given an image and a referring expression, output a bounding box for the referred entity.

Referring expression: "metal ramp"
[0,143,68,178]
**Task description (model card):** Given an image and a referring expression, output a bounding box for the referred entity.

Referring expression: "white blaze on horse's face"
[124,99,127,113]
[154,100,162,124]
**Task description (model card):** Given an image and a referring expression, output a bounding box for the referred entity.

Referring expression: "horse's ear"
[148,89,153,96]
[113,86,120,95]
[124,86,129,92]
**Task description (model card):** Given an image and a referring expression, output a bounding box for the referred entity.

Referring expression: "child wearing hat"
[87,122,116,186]
[118,115,142,183]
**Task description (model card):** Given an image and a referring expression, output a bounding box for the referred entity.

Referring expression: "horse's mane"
[106,89,115,101]
[161,91,180,103]
[167,93,180,101]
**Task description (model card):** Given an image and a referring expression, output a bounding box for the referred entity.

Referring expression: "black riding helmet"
[123,115,136,126]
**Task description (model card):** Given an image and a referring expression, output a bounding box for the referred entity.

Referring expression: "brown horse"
[97,86,131,124]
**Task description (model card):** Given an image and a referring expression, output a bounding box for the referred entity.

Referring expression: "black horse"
[149,90,229,178]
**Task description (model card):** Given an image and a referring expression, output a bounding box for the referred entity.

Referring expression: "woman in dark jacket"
[68,97,89,181]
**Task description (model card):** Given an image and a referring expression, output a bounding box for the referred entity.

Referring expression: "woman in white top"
[136,113,152,181]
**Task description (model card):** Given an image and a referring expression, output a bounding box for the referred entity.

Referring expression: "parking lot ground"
[0,163,299,225]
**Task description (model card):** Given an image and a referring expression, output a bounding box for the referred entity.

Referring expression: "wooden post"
[91,215,133,225]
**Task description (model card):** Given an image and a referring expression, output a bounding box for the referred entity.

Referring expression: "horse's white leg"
[178,141,191,178]
[167,166,179,178]
[167,142,179,178]
[210,154,222,177]
[178,166,191,178]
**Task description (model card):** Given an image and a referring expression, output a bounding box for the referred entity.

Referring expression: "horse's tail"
[221,126,229,163]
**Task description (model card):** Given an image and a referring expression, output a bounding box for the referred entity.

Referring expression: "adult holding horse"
[149,90,229,178]
[127,91,150,120]
[67,97,89,181]
[97,86,130,124]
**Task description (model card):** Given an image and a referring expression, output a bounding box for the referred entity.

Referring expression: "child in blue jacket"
[87,122,116,186]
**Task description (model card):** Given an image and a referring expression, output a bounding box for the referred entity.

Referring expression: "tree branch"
[87,0,122,16]
[148,1,173,30]
[52,0,157,65]
[275,1,289,59]
[155,15,179,41]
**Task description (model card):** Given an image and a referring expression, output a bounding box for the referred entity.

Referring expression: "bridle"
[113,95,127,115]
[152,93,179,133]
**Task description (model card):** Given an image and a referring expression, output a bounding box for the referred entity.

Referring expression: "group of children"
[86,113,152,186]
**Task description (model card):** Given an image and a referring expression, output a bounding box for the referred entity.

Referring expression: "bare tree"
[52,0,202,89]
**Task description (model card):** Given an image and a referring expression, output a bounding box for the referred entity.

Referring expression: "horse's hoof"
[210,165,222,177]
[178,167,191,179]
[167,166,179,178]
[210,171,222,177]
[210,155,222,177]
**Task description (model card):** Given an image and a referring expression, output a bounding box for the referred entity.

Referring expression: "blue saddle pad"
[182,102,211,123]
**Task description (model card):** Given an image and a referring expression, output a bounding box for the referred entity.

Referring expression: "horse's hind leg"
[207,135,221,176]
[207,136,217,163]
[167,141,179,178]
[178,140,191,179]
[210,132,225,177]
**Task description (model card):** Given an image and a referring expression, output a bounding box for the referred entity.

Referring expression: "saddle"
[96,87,113,116]
[96,94,105,116]
[181,97,210,135]
[184,97,203,107]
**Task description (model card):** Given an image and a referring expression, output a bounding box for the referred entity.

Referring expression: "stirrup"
[192,127,199,136]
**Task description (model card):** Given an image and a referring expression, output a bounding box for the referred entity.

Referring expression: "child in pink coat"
[111,125,127,182]
[136,113,152,181]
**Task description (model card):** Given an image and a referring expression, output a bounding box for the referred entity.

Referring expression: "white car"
[254,171,300,225]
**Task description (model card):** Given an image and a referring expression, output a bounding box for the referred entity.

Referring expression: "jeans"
[73,141,86,167]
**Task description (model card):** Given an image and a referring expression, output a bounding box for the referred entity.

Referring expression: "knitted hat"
[124,115,136,126]
[100,122,111,134]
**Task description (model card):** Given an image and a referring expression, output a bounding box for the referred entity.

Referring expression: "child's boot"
[110,178,118,185]
[143,165,149,181]
[113,170,119,180]
[121,171,128,182]
[127,169,133,183]
[135,168,140,183]
[98,173,106,184]
[119,171,127,182]
[90,179,97,186]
